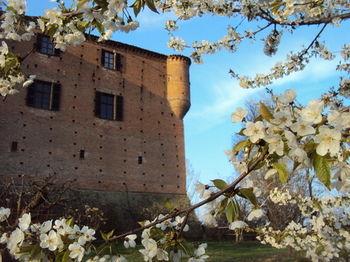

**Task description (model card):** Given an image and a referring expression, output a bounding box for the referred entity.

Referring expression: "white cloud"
[188,58,339,131]
[273,58,338,87]
[187,80,263,131]
[136,11,174,29]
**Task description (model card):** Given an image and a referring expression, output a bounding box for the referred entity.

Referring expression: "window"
[26,80,61,111]
[36,35,59,56]
[79,150,85,159]
[11,141,18,152]
[101,49,122,71]
[95,92,124,121]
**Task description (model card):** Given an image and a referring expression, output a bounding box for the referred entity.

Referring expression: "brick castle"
[0,34,191,223]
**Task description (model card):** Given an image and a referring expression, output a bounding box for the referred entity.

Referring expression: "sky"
[28,3,349,190]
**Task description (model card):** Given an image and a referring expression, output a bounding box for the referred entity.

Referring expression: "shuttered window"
[36,35,60,56]
[95,91,124,121]
[26,80,61,111]
[115,95,124,121]
[101,49,122,71]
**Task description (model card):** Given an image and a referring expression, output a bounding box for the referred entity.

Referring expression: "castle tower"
[166,55,191,119]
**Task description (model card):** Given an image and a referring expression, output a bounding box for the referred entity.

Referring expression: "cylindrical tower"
[166,55,191,119]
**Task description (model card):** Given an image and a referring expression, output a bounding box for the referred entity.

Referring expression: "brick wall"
[0,35,190,195]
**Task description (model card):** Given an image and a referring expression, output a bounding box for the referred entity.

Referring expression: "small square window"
[11,141,18,152]
[101,49,122,71]
[95,92,124,121]
[36,35,59,56]
[80,150,85,159]
[26,80,61,111]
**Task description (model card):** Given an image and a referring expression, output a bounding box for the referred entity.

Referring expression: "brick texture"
[0,35,191,196]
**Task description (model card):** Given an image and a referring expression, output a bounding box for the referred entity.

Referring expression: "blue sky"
[28,3,349,188]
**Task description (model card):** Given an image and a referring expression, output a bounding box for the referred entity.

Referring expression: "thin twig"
[109,149,268,241]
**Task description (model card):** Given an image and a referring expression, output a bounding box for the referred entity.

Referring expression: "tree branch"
[109,149,268,241]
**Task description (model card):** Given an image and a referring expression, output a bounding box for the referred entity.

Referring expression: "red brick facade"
[0,35,190,195]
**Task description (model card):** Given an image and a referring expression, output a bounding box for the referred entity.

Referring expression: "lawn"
[205,241,306,261]
[123,241,307,261]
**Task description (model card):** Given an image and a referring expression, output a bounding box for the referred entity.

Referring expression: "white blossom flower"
[229,221,248,230]
[189,243,209,262]
[18,213,31,231]
[0,233,8,244]
[139,238,158,261]
[290,120,315,136]
[22,75,36,88]
[314,126,341,156]
[168,36,186,52]
[243,121,265,143]
[40,220,52,234]
[264,169,277,180]
[300,100,324,124]
[68,242,85,262]
[271,111,292,127]
[233,161,248,174]
[78,226,95,245]
[195,182,211,199]
[264,134,284,156]
[7,228,24,255]
[156,248,169,261]
[231,107,247,122]
[333,163,350,192]
[165,20,178,31]
[247,209,264,221]
[124,234,137,248]
[278,89,296,104]
[0,207,11,222]
[40,230,62,251]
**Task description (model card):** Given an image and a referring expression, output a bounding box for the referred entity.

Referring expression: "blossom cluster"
[0,207,210,261]
[0,41,35,96]
[258,189,350,262]
[137,214,210,261]
[230,89,349,191]
[226,89,350,260]
[0,210,97,261]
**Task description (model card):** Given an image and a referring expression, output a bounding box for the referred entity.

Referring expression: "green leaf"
[211,179,227,190]
[237,188,258,207]
[130,0,144,16]
[145,0,158,13]
[30,245,41,260]
[259,102,273,121]
[225,200,235,223]
[94,0,108,9]
[101,229,114,241]
[216,197,228,215]
[77,0,89,9]
[313,154,331,189]
[61,250,70,262]
[232,140,250,154]
[273,162,289,184]
[92,20,104,34]
[66,217,74,227]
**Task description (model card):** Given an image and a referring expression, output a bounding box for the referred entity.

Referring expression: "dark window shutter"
[115,95,124,121]
[54,47,61,56]
[26,85,35,106]
[95,92,101,117]
[51,83,61,111]
[115,53,122,71]
[101,50,105,66]
[34,34,41,52]
[35,34,42,52]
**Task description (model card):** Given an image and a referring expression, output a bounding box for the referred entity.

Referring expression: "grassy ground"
[122,241,307,261]
[205,241,306,261]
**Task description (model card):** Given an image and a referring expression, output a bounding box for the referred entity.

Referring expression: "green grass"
[205,241,304,261]
[122,241,307,261]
